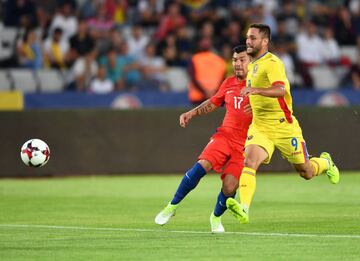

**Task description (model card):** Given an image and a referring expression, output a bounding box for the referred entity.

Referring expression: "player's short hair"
[232,45,247,54]
[249,23,271,41]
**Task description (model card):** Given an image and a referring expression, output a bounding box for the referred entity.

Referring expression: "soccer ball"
[20,139,50,167]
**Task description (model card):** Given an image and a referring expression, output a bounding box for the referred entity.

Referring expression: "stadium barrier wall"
[0,107,359,177]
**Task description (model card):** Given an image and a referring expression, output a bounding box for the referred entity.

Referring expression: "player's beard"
[234,68,244,79]
[247,45,260,58]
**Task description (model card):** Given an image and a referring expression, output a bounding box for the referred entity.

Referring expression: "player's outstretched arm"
[179,99,217,128]
[241,84,286,98]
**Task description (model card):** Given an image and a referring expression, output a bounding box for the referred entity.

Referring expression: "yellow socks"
[309,157,329,176]
[239,167,256,211]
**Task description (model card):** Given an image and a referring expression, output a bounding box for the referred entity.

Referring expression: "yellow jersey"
[247,52,294,127]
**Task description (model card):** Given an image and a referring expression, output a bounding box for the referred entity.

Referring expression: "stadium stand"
[0,0,359,104]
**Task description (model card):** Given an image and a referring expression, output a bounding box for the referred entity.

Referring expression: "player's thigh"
[199,133,231,173]
[275,135,309,164]
[245,126,274,164]
[221,145,244,181]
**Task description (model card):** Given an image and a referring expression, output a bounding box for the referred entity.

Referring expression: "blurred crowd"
[1,0,360,93]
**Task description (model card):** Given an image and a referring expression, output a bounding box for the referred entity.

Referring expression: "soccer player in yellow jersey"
[226,23,340,224]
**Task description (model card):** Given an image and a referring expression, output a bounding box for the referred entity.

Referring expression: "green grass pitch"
[1,172,360,260]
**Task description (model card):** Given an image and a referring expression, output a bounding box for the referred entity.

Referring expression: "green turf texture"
[1,173,360,260]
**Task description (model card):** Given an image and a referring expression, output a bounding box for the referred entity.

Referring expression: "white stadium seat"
[309,65,340,90]
[164,67,189,92]
[339,46,358,64]
[37,69,65,92]
[9,69,38,93]
[0,70,12,91]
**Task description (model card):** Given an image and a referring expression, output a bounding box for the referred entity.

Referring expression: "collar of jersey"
[251,51,269,64]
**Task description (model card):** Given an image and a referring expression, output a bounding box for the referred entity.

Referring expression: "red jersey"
[210,76,252,146]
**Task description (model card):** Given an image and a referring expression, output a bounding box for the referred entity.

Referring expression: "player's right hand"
[179,112,192,128]
[243,104,252,115]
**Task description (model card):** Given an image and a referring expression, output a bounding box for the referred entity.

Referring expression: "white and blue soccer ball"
[20,139,50,167]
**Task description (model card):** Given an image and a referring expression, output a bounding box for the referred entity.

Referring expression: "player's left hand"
[179,112,193,128]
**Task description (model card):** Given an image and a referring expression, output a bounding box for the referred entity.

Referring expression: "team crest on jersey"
[252,64,258,76]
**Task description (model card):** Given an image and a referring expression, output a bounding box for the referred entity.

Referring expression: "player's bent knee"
[244,145,268,169]
[198,159,212,172]
[244,157,261,169]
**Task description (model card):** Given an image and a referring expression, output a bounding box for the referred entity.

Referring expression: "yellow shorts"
[245,122,309,164]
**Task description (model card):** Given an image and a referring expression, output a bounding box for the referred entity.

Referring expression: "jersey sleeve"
[266,59,286,86]
[210,78,228,106]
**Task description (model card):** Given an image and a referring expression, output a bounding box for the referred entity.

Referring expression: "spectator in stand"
[276,0,299,37]
[138,43,168,91]
[250,3,277,35]
[136,0,164,27]
[155,2,186,41]
[99,47,125,90]
[35,0,57,14]
[295,20,325,87]
[118,41,142,90]
[333,6,357,46]
[274,40,296,87]
[126,24,150,61]
[310,2,332,29]
[68,48,98,91]
[157,33,182,66]
[220,43,234,77]
[322,27,341,65]
[351,52,360,90]
[49,2,78,41]
[294,0,309,21]
[105,0,128,26]
[224,20,246,50]
[80,0,100,19]
[195,21,215,46]
[353,4,360,45]
[16,28,43,69]
[3,0,37,28]
[187,37,226,104]
[68,19,95,66]
[252,0,278,15]
[99,42,141,90]
[272,17,295,55]
[99,27,124,56]
[35,5,52,40]
[89,66,114,94]
[43,27,70,69]
[175,26,193,67]
[87,3,114,41]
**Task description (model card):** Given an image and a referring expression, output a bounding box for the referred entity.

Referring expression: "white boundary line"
[1,224,360,239]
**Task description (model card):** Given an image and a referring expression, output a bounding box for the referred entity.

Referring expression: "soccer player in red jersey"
[155,45,252,232]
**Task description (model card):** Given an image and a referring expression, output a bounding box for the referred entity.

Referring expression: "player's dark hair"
[249,23,271,41]
[232,45,247,54]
